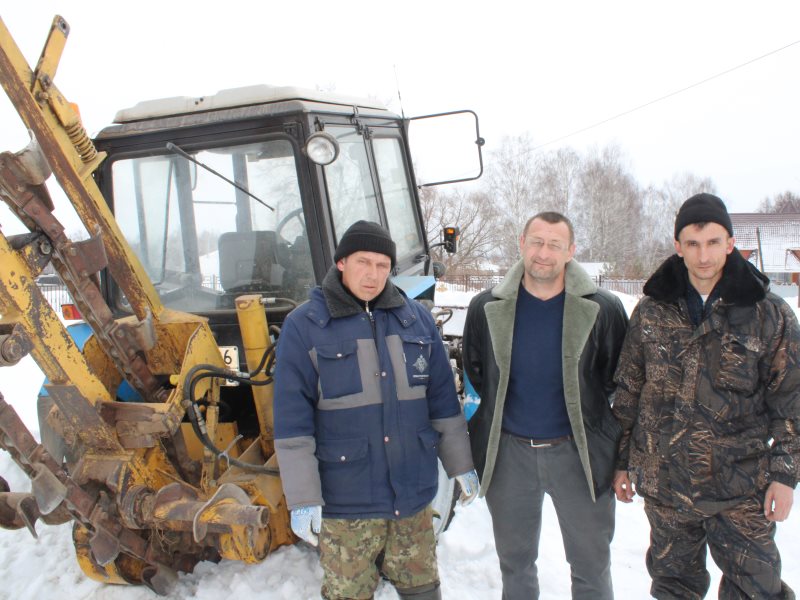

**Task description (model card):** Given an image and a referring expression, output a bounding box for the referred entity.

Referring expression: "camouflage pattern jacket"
[613,250,800,512]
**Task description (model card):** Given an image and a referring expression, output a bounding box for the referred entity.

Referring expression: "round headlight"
[304,132,340,166]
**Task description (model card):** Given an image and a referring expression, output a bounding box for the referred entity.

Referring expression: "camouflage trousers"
[319,505,439,600]
[644,496,795,600]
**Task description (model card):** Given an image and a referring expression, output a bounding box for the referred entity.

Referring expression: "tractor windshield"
[111,138,313,311]
[324,125,424,264]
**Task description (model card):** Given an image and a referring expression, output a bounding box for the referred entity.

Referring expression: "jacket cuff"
[275,436,324,509]
[770,472,797,489]
[431,414,474,477]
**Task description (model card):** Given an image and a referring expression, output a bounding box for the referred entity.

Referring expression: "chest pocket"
[640,323,683,386]
[315,340,363,399]
[712,332,761,395]
[402,334,434,387]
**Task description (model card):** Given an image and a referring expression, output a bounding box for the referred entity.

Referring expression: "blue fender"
[462,371,480,421]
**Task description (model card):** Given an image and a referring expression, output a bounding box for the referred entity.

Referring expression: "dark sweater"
[502,286,572,439]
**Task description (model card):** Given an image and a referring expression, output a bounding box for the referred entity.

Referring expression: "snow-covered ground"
[0,285,798,599]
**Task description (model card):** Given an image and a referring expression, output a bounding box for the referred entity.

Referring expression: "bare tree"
[659,172,717,225]
[638,184,678,275]
[758,190,800,213]
[636,172,717,274]
[573,145,641,275]
[420,186,501,276]
[471,135,732,277]
[534,147,581,215]
[483,134,539,268]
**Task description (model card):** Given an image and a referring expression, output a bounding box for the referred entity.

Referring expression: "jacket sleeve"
[417,308,474,477]
[761,300,800,489]
[611,301,646,470]
[432,413,473,478]
[598,294,630,400]
[462,294,487,399]
[273,315,324,509]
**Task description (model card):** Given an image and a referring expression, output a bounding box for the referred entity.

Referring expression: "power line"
[533,38,800,150]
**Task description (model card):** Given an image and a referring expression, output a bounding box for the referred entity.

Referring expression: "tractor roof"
[113,84,388,123]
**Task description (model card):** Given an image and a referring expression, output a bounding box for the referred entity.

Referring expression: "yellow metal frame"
[0,15,295,588]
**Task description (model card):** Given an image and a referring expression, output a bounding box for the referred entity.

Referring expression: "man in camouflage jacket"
[613,193,800,600]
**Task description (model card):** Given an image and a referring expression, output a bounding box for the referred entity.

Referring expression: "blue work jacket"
[274,267,471,519]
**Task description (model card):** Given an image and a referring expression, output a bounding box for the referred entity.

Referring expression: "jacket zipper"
[366,301,377,338]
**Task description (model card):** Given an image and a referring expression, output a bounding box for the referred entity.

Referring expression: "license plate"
[219,346,239,386]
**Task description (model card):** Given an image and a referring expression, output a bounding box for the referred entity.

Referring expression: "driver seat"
[218,231,283,292]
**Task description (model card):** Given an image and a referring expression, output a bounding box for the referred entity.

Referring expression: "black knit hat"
[334,220,396,267]
[674,193,734,240]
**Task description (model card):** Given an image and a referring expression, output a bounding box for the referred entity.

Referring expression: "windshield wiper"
[166,142,275,211]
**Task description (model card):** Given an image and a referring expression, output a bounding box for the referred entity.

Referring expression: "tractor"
[0,14,483,594]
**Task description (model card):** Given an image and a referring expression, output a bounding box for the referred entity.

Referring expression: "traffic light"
[443,226,460,253]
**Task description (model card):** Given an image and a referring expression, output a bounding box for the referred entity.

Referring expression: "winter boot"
[396,582,442,600]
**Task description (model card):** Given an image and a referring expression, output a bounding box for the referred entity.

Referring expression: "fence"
[594,277,646,298]
[38,283,73,311]
[439,273,646,298]
[35,275,224,312]
[437,274,504,293]
[35,274,649,310]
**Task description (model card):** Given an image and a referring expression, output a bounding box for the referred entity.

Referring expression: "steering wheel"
[276,207,306,243]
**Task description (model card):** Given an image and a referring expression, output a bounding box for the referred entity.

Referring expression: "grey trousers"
[485,432,616,600]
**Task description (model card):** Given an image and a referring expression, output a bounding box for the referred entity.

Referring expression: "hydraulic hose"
[181,343,277,473]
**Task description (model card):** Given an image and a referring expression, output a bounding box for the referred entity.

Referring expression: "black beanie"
[333,220,396,267]
[674,193,734,240]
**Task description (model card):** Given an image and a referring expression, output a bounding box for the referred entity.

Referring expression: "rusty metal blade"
[30,463,67,514]
[16,494,39,538]
[89,526,120,566]
[0,492,27,531]
[142,564,178,596]
[192,483,254,543]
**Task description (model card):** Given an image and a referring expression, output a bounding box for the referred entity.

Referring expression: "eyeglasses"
[523,237,568,252]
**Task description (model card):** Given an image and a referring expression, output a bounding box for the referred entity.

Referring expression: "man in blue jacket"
[274,221,478,600]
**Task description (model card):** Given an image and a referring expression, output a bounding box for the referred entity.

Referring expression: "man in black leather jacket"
[463,211,628,599]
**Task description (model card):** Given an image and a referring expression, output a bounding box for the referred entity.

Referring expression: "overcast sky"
[1,1,799,215]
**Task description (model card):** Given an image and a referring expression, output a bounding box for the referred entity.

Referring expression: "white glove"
[290,505,322,546]
[455,469,480,506]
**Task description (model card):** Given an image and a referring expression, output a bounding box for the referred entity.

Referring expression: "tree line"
[422,134,798,279]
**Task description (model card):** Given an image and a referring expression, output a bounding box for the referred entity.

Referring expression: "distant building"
[731,213,800,285]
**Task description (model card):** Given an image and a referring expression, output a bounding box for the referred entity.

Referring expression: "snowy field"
[0,285,798,599]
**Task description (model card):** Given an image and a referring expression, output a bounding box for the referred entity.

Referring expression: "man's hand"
[455,469,480,506]
[613,470,635,503]
[290,505,322,546]
[764,481,794,522]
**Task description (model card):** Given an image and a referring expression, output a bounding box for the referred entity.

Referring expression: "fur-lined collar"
[643,249,768,306]
[492,259,597,300]
[320,265,405,318]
